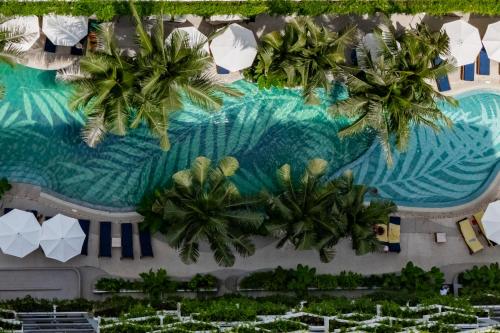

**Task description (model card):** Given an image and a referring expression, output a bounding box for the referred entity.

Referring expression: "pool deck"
[0,12,500,299]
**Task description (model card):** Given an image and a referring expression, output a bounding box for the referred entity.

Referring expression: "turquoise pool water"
[0,64,498,210]
[0,64,373,210]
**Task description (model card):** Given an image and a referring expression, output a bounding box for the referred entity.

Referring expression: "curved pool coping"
[3,85,500,217]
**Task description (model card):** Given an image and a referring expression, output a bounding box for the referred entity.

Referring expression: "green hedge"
[1,0,500,21]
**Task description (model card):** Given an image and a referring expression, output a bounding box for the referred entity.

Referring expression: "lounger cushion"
[139,226,154,258]
[458,218,484,253]
[79,219,90,256]
[121,223,134,259]
[375,223,388,243]
[462,63,475,81]
[477,48,490,75]
[99,222,112,257]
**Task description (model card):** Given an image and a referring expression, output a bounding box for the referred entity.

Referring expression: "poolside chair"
[216,66,230,74]
[477,47,490,75]
[121,223,134,259]
[375,223,388,244]
[457,218,484,254]
[78,219,91,255]
[139,226,154,258]
[388,216,401,253]
[433,57,451,92]
[472,211,495,247]
[70,36,87,56]
[350,49,358,66]
[461,63,475,81]
[98,222,112,258]
[3,208,12,215]
[44,38,56,53]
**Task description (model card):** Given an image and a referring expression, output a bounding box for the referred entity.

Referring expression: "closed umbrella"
[482,201,500,244]
[42,15,88,46]
[482,21,500,62]
[166,27,210,53]
[209,23,257,72]
[0,16,40,51]
[442,20,482,66]
[0,209,40,258]
[40,214,85,262]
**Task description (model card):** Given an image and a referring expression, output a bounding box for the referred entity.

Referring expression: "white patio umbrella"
[0,16,40,51]
[42,15,88,46]
[482,21,500,62]
[166,27,210,53]
[40,214,85,262]
[0,209,41,258]
[209,23,257,72]
[482,201,500,244]
[441,20,482,66]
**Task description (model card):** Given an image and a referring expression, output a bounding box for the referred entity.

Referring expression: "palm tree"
[69,23,136,147]
[332,170,396,255]
[246,17,357,104]
[144,156,264,267]
[70,2,240,149]
[130,6,241,150]
[331,21,457,165]
[266,159,348,262]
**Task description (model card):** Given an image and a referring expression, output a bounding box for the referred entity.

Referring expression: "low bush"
[1,1,500,19]
[460,264,500,294]
[257,320,307,332]
[175,322,218,332]
[433,313,477,324]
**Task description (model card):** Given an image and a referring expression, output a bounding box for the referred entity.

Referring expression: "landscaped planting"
[1,1,500,19]
[239,262,444,295]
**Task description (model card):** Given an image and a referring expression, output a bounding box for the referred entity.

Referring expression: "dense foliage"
[239,262,444,295]
[95,270,218,293]
[140,157,395,266]
[332,19,457,164]
[245,17,356,103]
[266,159,396,262]
[140,156,264,267]
[459,263,500,295]
[70,3,238,149]
[1,1,500,20]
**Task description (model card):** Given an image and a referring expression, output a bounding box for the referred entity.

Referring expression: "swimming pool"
[0,64,373,210]
[0,64,498,210]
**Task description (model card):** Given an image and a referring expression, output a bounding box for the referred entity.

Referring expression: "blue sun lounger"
[79,219,90,256]
[433,57,451,92]
[139,226,154,258]
[121,223,134,259]
[216,66,230,74]
[477,47,490,75]
[461,63,475,81]
[44,38,56,53]
[350,49,358,66]
[99,222,112,258]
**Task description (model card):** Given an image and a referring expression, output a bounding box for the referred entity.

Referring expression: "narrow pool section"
[349,90,500,207]
[0,64,373,210]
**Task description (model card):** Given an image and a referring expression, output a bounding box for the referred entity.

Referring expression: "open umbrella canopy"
[0,209,41,258]
[166,27,210,53]
[0,16,40,52]
[482,21,500,62]
[209,23,257,72]
[42,15,88,46]
[40,214,85,262]
[482,201,500,244]
[442,20,482,66]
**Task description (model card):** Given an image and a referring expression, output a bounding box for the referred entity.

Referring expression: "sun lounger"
[99,222,112,258]
[3,208,12,215]
[139,226,154,258]
[121,223,134,259]
[70,36,86,56]
[477,47,490,75]
[461,63,475,81]
[457,218,484,254]
[78,219,90,255]
[473,211,495,246]
[375,223,388,244]
[433,57,451,92]
[44,38,56,53]
[388,216,401,253]
[216,66,230,74]
[350,49,358,66]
